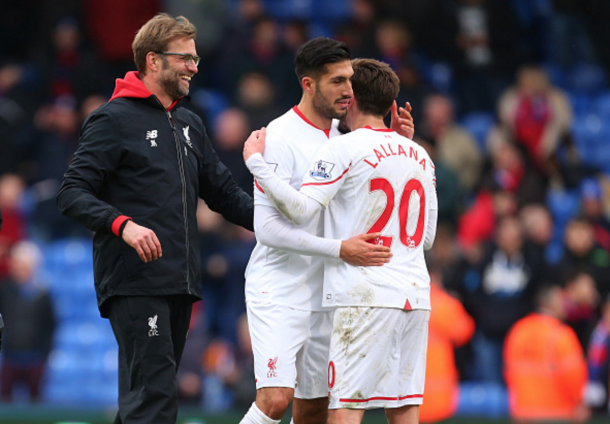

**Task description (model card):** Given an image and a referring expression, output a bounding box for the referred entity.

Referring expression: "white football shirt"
[299,127,438,310]
[245,107,342,311]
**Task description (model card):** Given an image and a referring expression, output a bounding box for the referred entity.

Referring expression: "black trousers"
[108,295,194,424]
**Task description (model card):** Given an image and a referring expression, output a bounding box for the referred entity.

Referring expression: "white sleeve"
[247,153,323,225]
[254,204,341,258]
[424,161,439,250]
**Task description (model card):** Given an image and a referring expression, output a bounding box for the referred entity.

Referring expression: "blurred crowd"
[1,0,610,420]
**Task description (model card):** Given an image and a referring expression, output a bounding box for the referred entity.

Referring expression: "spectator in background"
[0,62,39,175]
[420,93,481,194]
[585,294,610,414]
[480,139,546,208]
[457,188,517,250]
[213,108,254,196]
[31,17,105,105]
[417,135,463,228]
[504,284,589,423]
[420,264,475,423]
[200,315,255,412]
[497,65,573,176]
[84,0,161,82]
[520,203,555,267]
[563,270,600,349]
[235,72,284,131]
[225,16,294,105]
[466,216,541,384]
[334,0,378,58]
[556,217,610,300]
[549,0,596,68]
[28,95,89,240]
[370,19,431,129]
[0,241,56,403]
[580,177,610,252]
[452,0,521,112]
[0,174,26,279]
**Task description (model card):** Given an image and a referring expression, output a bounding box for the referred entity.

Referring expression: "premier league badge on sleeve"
[310,160,335,181]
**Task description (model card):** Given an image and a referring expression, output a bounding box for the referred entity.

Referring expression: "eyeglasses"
[156,52,201,67]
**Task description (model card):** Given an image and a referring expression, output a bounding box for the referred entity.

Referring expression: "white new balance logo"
[148,315,159,337]
[146,130,158,147]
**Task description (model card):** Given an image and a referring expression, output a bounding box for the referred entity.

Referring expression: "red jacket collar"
[109,71,182,110]
[110,71,153,101]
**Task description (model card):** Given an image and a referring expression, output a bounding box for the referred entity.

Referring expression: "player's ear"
[301,76,315,94]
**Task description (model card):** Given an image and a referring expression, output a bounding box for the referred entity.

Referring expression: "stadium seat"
[595,90,610,118]
[456,382,509,417]
[546,189,580,239]
[191,89,229,126]
[459,112,495,152]
[567,64,608,94]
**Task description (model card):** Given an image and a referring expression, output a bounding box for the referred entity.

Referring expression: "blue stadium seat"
[191,89,229,127]
[419,61,454,94]
[459,112,495,152]
[595,90,610,118]
[543,63,568,91]
[312,0,351,22]
[546,189,580,239]
[456,382,509,417]
[567,64,608,94]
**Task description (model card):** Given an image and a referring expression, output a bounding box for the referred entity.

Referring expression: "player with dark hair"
[240,39,415,424]
[244,58,437,424]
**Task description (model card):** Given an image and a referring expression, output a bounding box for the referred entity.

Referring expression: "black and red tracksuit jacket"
[57,71,253,317]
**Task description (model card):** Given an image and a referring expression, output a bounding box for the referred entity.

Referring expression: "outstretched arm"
[244,128,321,225]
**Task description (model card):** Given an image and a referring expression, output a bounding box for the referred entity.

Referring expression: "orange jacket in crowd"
[503,313,588,421]
[420,284,475,423]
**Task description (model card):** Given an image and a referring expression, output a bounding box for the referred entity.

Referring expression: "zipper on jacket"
[166,110,192,295]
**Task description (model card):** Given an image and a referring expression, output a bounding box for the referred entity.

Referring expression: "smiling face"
[311,60,353,120]
[158,37,198,101]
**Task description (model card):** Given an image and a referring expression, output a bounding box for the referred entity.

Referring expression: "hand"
[340,232,392,267]
[243,127,267,162]
[390,101,414,139]
[122,221,162,263]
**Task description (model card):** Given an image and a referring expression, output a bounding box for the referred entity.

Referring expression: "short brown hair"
[132,13,196,75]
[351,59,400,118]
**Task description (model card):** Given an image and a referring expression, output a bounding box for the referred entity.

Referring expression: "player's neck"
[352,114,387,131]
[296,99,333,130]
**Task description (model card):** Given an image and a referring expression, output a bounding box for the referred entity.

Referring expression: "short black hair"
[294,37,351,82]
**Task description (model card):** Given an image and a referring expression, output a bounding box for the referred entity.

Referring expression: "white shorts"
[328,307,429,410]
[246,301,333,399]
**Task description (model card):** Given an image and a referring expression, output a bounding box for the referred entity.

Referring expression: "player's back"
[245,107,341,311]
[302,127,436,310]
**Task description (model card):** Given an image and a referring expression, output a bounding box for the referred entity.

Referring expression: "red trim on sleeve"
[111,215,132,237]
[292,106,331,138]
[404,299,413,310]
[302,166,350,187]
[255,180,265,194]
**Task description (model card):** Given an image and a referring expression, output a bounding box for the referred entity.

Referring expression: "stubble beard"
[159,61,189,100]
[312,87,347,121]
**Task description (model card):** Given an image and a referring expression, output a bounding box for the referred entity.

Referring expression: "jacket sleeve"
[56,111,126,234]
[198,128,254,231]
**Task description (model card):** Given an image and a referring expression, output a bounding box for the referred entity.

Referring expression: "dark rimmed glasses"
[156,52,201,67]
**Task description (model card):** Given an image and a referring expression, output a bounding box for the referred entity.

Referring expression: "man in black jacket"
[57,13,254,424]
